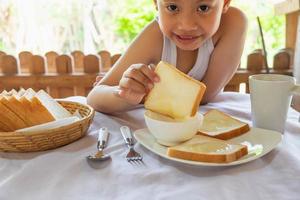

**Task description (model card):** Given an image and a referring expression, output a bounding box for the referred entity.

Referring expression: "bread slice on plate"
[144,61,206,119]
[167,135,248,163]
[198,109,250,140]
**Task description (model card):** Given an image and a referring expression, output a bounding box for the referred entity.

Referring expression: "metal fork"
[120,126,143,163]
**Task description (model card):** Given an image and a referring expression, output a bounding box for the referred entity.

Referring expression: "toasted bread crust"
[0,100,28,131]
[19,96,54,125]
[198,124,250,140]
[167,144,248,163]
[0,120,12,132]
[1,96,33,127]
[0,89,64,132]
[30,97,55,122]
[198,109,250,140]
[191,81,206,116]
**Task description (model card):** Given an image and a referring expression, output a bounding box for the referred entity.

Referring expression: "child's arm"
[87,20,162,113]
[201,7,248,104]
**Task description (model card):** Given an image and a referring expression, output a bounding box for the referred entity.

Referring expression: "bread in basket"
[0,89,94,152]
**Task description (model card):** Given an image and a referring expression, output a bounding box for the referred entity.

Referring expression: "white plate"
[134,128,282,166]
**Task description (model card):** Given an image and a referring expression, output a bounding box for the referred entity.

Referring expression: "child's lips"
[176,35,199,40]
[175,34,200,44]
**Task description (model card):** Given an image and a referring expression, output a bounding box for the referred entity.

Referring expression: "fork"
[120,126,143,163]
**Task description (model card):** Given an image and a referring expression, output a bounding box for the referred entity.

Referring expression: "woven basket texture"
[0,101,94,152]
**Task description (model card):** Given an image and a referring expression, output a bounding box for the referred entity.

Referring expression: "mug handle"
[292,84,300,95]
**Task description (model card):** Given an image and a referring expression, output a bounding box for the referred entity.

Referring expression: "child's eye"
[167,4,179,12]
[198,5,210,13]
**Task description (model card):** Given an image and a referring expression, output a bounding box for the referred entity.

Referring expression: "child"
[87,0,247,113]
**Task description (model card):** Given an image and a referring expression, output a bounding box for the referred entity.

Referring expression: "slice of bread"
[0,89,18,97]
[22,88,36,99]
[198,109,250,140]
[0,120,11,132]
[19,89,55,124]
[17,88,26,97]
[144,61,206,119]
[0,99,28,131]
[167,135,248,163]
[16,116,80,132]
[0,90,8,97]
[0,88,73,132]
[0,95,33,127]
[33,90,72,119]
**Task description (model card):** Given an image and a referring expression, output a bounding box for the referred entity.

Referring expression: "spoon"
[87,127,111,161]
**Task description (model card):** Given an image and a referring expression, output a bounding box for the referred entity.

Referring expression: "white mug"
[249,74,300,133]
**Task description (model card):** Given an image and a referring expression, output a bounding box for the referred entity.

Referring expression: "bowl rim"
[144,110,202,124]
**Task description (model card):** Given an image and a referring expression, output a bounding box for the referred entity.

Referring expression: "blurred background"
[0,0,285,68]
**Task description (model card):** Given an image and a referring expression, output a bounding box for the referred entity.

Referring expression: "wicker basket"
[0,100,95,152]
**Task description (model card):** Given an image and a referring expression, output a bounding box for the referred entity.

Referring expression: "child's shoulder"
[132,19,164,63]
[224,7,248,26]
[145,19,164,44]
[213,7,248,44]
[140,19,163,40]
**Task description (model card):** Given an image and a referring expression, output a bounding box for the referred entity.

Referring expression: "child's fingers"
[124,66,154,89]
[148,64,160,82]
[130,64,157,84]
[119,77,147,94]
[139,64,159,83]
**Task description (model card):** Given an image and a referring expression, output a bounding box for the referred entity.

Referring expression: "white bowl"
[144,110,203,146]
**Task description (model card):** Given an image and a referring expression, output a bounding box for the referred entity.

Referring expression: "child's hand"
[117,64,159,105]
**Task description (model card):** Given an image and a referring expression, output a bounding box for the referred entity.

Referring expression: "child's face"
[156,0,228,51]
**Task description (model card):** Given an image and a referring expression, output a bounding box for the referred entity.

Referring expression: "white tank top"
[161,36,214,81]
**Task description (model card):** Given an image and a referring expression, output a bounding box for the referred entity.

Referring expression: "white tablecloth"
[1,92,300,200]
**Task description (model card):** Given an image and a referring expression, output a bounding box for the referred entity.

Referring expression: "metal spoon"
[87,127,111,161]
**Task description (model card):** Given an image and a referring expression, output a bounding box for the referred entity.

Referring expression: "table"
[1,92,299,200]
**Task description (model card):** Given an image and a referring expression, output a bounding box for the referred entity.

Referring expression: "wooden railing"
[0,48,293,98]
[224,48,293,93]
[0,50,121,98]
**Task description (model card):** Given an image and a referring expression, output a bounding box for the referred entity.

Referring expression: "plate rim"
[134,127,282,167]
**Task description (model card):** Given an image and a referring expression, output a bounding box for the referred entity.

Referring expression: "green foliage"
[111,0,285,67]
[0,0,287,67]
[232,0,285,67]
[111,0,156,44]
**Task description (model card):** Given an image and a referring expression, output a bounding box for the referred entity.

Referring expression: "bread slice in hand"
[198,109,250,140]
[167,135,248,163]
[144,61,206,119]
